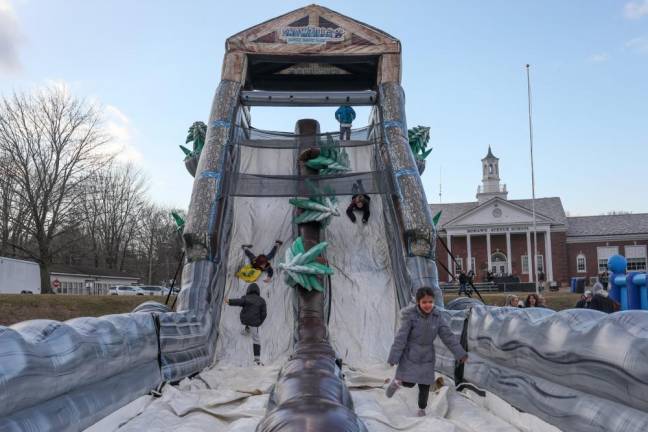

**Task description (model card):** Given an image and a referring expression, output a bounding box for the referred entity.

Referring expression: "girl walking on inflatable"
[385,287,468,416]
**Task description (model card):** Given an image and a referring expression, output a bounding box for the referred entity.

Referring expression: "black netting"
[240,138,373,149]
[226,171,393,197]
[246,125,376,142]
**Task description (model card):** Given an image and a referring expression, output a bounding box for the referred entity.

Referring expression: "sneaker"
[417,409,426,417]
[242,244,253,249]
[274,240,283,245]
[254,358,263,366]
[385,379,401,398]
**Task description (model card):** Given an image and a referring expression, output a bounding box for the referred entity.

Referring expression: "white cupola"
[476,146,508,203]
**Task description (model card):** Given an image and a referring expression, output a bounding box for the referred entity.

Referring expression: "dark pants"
[459,283,467,295]
[244,244,278,262]
[339,125,351,141]
[402,382,431,409]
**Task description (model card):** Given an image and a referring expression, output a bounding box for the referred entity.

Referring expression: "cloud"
[103,105,144,164]
[588,53,609,63]
[626,36,648,54]
[624,1,648,19]
[0,0,23,74]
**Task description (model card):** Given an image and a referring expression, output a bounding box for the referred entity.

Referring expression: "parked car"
[109,286,143,296]
[136,285,169,296]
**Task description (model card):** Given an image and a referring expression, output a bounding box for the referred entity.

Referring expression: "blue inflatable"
[608,254,648,311]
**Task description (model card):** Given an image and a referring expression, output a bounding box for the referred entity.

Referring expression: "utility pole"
[526,64,540,295]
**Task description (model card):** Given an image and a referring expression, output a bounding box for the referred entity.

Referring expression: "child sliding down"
[385,287,468,416]
[240,240,283,283]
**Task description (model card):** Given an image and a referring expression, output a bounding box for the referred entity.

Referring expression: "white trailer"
[0,256,41,294]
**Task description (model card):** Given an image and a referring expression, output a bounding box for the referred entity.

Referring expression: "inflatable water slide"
[1,5,647,432]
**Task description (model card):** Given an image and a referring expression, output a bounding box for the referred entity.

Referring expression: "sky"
[1,0,647,216]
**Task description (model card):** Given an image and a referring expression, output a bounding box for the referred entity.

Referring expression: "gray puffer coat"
[387,305,466,385]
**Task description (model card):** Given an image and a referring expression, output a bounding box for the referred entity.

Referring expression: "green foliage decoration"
[279,237,333,292]
[305,143,350,175]
[289,181,339,227]
[171,211,185,233]
[408,126,433,161]
[180,121,207,160]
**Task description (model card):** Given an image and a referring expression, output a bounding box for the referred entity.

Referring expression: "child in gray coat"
[386,287,468,416]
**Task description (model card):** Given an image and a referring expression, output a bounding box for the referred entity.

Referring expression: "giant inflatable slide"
[1,5,647,432]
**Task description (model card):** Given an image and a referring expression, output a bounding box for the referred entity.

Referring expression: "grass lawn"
[1,290,581,327]
[0,294,173,326]
[444,289,581,311]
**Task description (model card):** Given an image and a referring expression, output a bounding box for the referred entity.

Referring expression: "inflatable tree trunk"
[256,120,365,432]
[294,119,327,341]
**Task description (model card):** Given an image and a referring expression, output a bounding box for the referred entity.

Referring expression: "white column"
[506,231,512,275]
[467,234,472,272]
[447,233,453,282]
[526,231,533,283]
[545,229,553,282]
[486,231,492,274]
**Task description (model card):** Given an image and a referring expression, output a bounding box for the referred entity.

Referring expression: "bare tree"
[81,163,147,270]
[0,86,110,292]
[136,205,183,285]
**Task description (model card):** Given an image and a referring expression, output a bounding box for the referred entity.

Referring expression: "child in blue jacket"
[335,105,356,140]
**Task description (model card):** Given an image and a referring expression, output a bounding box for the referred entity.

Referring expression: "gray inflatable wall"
[435,301,648,432]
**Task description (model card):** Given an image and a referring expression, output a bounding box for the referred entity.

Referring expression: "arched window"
[576,253,586,273]
[492,252,507,262]
[488,164,493,174]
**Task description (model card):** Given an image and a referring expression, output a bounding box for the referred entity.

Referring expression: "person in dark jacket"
[243,240,282,283]
[346,194,371,224]
[385,287,468,417]
[590,289,616,313]
[575,290,592,309]
[225,283,267,365]
[335,105,356,140]
[458,271,468,296]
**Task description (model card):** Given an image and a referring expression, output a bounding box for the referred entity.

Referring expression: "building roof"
[567,213,648,237]
[50,264,140,280]
[226,4,401,55]
[430,197,568,227]
[483,145,497,160]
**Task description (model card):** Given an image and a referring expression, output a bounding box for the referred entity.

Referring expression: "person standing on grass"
[458,271,468,296]
[225,283,267,365]
[385,287,468,417]
[335,104,356,141]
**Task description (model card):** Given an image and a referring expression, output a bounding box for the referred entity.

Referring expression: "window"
[576,254,586,273]
[522,254,544,274]
[455,257,464,273]
[471,257,476,272]
[488,164,493,174]
[597,246,619,272]
[521,255,529,274]
[625,245,647,271]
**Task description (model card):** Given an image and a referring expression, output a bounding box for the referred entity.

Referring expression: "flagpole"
[439,165,442,203]
[526,64,540,295]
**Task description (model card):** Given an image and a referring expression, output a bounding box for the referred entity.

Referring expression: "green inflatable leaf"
[291,237,305,255]
[295,241,328,265]
[309,275,324,292]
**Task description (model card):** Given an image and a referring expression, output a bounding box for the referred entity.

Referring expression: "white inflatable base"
[88,363,560,432]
